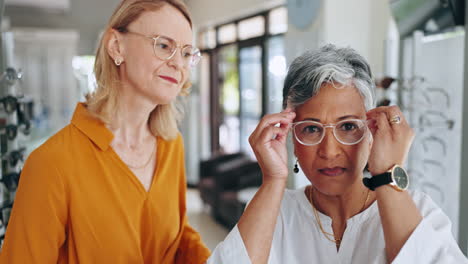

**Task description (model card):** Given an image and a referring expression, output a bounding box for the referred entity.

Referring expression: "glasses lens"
[334,119,366,145]
[182,47,201,67]
[294,121,324,145]
[153,36,176,60]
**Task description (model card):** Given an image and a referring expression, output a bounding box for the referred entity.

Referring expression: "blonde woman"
[0,0,210,263]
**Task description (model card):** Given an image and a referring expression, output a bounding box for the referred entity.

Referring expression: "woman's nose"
[317,129,342,160]
[168,48,185,68]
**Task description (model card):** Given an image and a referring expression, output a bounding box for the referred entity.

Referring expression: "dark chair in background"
[198,153,261,229]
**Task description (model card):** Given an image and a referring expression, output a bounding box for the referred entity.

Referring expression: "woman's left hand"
[366,106,415,175]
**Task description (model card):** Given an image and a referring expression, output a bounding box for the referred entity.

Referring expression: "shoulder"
[279,188,309,219]
[158,132,185,157]
[27,124,77,163]
[283,188,307,204]
[19,126,79,188]
[160,132,184,148]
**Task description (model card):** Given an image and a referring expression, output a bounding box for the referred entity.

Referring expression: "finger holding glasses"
[248,109,296,181]
[366,106,415,176]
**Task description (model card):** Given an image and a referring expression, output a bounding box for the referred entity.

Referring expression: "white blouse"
[207,187,468,264]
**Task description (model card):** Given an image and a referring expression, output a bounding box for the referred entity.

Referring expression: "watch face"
[392,166,409,190]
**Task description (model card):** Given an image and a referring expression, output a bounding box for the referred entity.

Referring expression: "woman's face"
[117,4,192,105]
[293,83,372,196]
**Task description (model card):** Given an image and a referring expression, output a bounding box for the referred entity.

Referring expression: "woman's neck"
[308,182,375,223]
[109,87,157,149]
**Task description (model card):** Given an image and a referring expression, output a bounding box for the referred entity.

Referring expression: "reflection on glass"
[218,24,237,44]
[218,45,239,153]
[269,7,288,35]
[238,16,265,40]
[266,36,286,113]
[239,45,262,159]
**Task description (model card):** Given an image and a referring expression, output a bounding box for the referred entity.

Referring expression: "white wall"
[5,0,120,54]
[189,0,391,87]
[322,0,391,76]
[188,0,283,28]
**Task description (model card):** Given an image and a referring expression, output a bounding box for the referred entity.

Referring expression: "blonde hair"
[86,0,192,141]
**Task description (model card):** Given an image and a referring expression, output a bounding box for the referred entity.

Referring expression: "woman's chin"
[149,93,179,106]
[309,174,359,196]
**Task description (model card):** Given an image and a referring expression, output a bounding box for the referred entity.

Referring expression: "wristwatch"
[363,165,409,191]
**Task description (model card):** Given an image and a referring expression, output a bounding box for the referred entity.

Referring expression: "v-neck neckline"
[109,136,164,196]
[296,186,378,224]
[293,187,378,256]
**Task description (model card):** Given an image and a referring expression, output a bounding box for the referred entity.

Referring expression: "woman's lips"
[319,167,345,176]
[159,75,178,84]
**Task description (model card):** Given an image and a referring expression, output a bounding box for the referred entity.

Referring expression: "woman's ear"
[106,29,125,63]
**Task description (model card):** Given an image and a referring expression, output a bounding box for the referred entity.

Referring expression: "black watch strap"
[363,172,392,191]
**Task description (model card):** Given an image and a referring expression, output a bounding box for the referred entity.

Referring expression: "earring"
[115,58,122,66]
[293,158,299,173]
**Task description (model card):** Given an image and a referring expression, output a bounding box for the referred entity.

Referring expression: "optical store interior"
[0,0,468,262]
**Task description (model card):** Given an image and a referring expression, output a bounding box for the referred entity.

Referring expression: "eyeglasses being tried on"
[118,28,202,68]
[292,119,369,146]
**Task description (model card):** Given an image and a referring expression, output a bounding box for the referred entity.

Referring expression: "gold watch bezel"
[389,164,409,192]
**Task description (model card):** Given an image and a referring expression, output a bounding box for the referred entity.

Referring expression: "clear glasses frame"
[124,31,202,67]
[292,119,369,146]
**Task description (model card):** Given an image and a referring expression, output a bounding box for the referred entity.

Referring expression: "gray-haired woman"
[207,45,467,263]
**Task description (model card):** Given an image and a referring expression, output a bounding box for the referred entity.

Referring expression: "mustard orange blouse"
[0,103,210,264]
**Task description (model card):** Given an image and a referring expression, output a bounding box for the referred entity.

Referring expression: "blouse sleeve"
[175,135,211,264]
[206,189,288,264]
[392,192,468,263]
[175,217,211,264]
[206,225,252,264]
[0,148,67,263]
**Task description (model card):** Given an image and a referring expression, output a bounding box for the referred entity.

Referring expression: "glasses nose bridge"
[165,46,186,67]
[165,45,179,60]
[318,123,339,144]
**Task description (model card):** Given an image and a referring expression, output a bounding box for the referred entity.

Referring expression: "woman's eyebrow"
[302,115,361,122]
[337,115,361,121]
[303,117,321,122]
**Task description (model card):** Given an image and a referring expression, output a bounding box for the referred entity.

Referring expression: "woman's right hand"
[248,109,296,183]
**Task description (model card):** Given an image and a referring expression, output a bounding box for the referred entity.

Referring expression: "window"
[218,45,240,153]
[198,53,212,160]
[269,7,288,34]
[198,28,216,50]
[218,23,237,44]
[197,6,287,157]
[238,16,265,40]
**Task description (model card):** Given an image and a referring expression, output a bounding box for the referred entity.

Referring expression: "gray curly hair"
[282,44,376,111]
